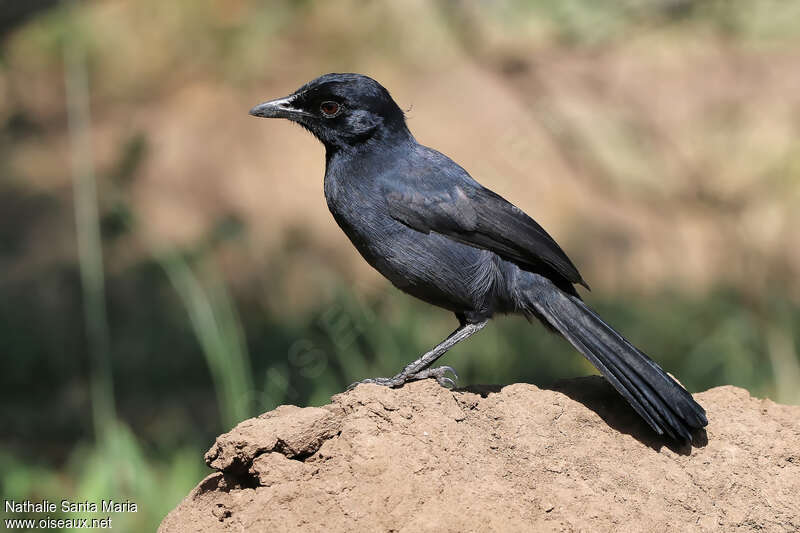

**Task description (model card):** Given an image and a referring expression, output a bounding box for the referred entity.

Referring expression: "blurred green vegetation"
[2,224,798,528]
[1,0,799,531]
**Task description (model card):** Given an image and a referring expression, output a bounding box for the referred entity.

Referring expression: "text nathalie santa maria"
[5,499,138,513]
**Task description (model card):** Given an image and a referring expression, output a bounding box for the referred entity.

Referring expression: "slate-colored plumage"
[250,73,707,443]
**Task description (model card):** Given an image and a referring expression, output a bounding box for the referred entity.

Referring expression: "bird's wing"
[383,175,588,290]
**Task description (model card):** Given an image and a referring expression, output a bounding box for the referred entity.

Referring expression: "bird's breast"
[322,169,504,316]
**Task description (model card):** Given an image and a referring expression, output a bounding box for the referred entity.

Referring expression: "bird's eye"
[320,101,341,117]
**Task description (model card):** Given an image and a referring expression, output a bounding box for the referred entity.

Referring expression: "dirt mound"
[159,377,800,532]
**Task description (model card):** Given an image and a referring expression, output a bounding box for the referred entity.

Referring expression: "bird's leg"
[349,319,488,389]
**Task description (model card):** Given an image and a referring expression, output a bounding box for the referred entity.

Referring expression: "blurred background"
[2,0,799,529]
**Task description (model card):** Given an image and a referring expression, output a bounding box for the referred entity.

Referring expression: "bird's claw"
[409,365,459,388]
[347,365,459,391]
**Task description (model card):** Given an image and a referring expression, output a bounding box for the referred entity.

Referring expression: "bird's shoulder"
[379,143,588,290]
[404,144,478,187]
[379,144,534,231]
[376,144,482,232]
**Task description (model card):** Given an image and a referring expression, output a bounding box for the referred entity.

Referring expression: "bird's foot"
[346,376,401,390]
[347,365,459,390]
[407,365,459,388]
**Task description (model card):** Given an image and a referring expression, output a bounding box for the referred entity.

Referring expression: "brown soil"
[159,377,800,532]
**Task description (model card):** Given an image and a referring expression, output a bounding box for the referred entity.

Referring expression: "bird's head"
[249,73,409,151]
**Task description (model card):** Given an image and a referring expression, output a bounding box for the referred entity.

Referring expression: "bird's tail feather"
[521,283,707,442]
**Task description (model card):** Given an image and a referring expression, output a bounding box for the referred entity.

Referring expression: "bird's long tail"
[520,280,708,443]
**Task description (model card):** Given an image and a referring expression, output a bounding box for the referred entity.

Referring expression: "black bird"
[249,73,707,443]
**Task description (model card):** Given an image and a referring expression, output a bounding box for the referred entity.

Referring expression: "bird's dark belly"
[330,204,497,316]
